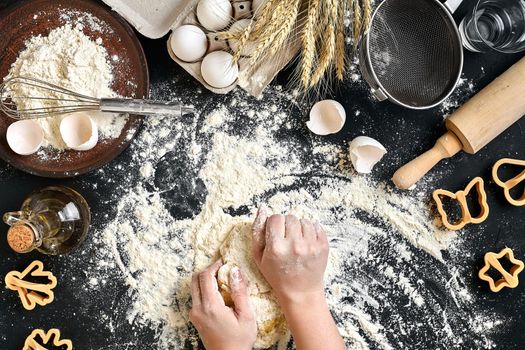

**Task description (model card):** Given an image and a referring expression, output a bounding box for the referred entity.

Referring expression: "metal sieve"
[359,0,464,109]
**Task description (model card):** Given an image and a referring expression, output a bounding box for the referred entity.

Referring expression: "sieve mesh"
[368,0,462,107]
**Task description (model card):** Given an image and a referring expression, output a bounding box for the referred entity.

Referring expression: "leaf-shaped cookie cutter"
[479,247,524,292]
[4,260,57,310]
[492,158,525,206]
[432,177,490,230]
[23,328,73,350]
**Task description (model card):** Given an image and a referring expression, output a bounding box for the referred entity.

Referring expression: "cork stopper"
[7,224,35,253]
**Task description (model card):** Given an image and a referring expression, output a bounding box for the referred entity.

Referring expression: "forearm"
[280,292,346,350]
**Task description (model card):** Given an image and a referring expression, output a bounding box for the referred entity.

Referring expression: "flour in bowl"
[4,23,127,150]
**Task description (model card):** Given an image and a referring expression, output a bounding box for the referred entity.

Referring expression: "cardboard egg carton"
[102,0,300,97]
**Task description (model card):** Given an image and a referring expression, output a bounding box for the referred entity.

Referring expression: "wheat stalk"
[363,0,372,34]
[309,25,335,87]
[252,0,285,40]
[216,31,241,40]
[300,0,320,87]
[353,0,362,48]
[232,21,254,63]
[335,31,345,81]
[249,1,293,65]
[335,0,346,81]
[269,0,300,55]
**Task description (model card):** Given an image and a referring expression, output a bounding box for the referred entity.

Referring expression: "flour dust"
[69,81,502,350]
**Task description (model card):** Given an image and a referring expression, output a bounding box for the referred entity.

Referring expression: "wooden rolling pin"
[392,56,525,189]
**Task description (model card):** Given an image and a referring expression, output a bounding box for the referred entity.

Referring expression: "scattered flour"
[77,83,504,350]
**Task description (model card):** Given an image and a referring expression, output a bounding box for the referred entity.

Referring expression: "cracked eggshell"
[60,112,98,151]
[306,100,346,135]
[349,136,387,174]
[6,120,44,155]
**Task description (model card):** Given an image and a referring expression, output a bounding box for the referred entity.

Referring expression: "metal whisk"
[0,76,194,119]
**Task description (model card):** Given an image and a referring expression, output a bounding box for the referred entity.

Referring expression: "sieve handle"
[392,132,462,190]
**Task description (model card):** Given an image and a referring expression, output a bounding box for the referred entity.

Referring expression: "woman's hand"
[189,260,257,350]
[251,206,329,305]
[251,206,345,350]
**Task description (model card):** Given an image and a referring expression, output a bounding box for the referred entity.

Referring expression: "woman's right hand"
[251,206,346,350]
[251,206,329,305]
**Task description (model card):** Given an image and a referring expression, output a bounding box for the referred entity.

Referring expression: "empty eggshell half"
[306,100,346,135]
[6,120,44,155]
[349,136,387,174]
[60,112,98,151]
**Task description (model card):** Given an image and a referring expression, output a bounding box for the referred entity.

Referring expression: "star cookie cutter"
[432,177,490,230]
[23,328,72,350]
[4,260,57,310]
[479,247,524,292]
[492,158,525,206]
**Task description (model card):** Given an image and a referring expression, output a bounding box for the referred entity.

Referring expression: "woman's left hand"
[189,260,257,350]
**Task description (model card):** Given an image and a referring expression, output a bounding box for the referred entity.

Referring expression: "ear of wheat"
[226,0,373,92]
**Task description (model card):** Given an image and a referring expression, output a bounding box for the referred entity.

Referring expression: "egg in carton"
[166,0,300,97]
[103,0,299,96]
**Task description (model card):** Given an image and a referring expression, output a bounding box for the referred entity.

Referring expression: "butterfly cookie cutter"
[432,177,490,231]
[479,247,524,292]
[4,260,57,310]
[23,328,72,350]
[492,158,525,206]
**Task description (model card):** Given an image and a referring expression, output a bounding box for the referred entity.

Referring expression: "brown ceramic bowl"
[0,0,148,177]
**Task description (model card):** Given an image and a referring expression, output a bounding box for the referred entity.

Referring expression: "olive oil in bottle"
[3,186,91,255]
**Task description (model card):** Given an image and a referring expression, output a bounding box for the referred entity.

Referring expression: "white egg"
[170,25,208,62]
[228,19,257,56]
[306,100,346,135]
[197,0,233,31]
[349,136,387,174]
[59,112,98,151]
[201,51,239,88]
[6,120,44,155]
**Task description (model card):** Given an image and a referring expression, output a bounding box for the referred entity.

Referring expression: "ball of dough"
[218,222,287,349]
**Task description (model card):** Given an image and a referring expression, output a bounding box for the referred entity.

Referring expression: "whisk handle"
[100,99,194,116]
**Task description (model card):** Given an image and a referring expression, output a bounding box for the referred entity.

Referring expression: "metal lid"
[7,224,35,253]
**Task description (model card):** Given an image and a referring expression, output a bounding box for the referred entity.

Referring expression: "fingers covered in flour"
[190,273,202,308]
[265,214,286,247]
[228,266,254,320]
[198,260,224,307]
[301,219,316,241]
[190,262,257,350]
[285,214,302,240]
[252,205,268,263]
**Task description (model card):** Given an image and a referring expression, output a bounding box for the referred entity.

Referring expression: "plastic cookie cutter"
[432,177,490,231]
[23,328,72,350]
[479,247,525,292]
[492,158,525,206]
[4,260,57,310]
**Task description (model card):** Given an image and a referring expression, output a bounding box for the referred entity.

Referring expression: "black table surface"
[0,0,524,349]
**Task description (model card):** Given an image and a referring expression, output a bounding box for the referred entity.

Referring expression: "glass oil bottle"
[3,186,91,255]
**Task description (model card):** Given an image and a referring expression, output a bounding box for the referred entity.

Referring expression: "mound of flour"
[5,23,126,149]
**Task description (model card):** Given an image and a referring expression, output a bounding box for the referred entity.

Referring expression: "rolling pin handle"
[392,131,462,189]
